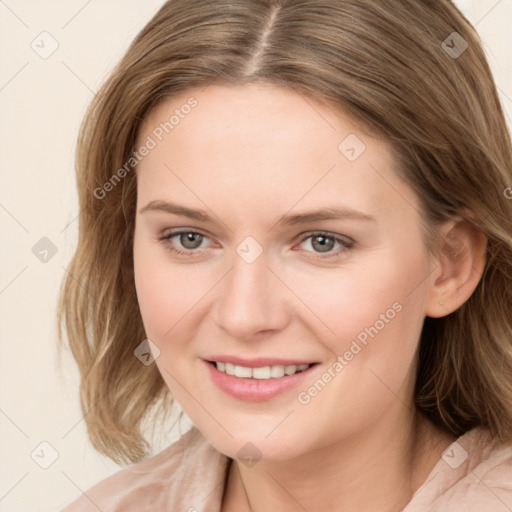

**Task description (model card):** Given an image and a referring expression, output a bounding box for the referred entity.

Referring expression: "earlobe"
[425,218,487,318]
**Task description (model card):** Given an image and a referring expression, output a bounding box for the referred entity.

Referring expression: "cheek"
[134,238,191,340]
[285,246,428,362]
[133,238,223,347]
[285,263,426,452]
[286,256,427,438]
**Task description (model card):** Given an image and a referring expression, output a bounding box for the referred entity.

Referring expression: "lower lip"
[204,360,318,402]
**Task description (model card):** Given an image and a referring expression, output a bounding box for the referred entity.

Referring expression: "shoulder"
[60,426,230,512]
[406,427,512,511]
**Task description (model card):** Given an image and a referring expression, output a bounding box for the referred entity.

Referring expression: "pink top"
[61,426,512,511]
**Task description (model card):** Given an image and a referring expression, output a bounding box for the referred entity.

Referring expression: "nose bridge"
[213,246,287,338]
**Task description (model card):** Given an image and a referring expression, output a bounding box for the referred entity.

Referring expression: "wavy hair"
[57,0,512,464]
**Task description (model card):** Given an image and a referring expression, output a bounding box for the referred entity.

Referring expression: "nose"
[213,251,290,340]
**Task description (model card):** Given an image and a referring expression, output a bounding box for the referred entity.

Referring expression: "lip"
[203,358,320,402]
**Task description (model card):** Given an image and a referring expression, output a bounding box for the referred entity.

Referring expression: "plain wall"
[0,1,511,511]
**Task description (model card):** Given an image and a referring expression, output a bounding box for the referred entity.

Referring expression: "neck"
[222,407,455,512]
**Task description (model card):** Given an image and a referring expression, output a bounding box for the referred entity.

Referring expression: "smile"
[204,359,320,401]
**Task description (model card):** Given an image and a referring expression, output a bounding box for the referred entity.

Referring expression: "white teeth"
[214,361,312,379]
[284,365,297,375]
[235,365,252,378]
[252,366,271,379]
[270,365,285,378]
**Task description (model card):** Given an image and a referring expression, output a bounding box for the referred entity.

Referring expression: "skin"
[132,83,487,511]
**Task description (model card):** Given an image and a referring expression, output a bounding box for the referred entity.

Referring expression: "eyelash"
[157,229,355,259]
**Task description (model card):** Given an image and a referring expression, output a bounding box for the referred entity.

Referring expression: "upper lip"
[205,356,318,367]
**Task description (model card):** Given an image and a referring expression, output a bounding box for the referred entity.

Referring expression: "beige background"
[0,1,511,511]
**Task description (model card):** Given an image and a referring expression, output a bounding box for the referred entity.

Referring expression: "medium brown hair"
[57,0,512,464]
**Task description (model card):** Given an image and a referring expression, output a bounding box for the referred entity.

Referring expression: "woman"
[59,0,512,510]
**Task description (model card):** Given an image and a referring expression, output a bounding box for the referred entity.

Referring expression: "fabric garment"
[61,425,512,511]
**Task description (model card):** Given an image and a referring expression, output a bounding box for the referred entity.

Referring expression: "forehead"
[135,83,419,225]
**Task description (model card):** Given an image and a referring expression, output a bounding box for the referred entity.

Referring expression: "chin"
[197,421,310,462]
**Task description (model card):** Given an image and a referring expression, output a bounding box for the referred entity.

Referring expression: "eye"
[297,232,354,258]
[158,229,212,255]
[157,229,354,259]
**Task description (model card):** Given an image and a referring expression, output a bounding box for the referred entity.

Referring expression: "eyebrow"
[138,200,376,225]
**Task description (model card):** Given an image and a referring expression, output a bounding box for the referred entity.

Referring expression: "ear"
[425,217,487,318]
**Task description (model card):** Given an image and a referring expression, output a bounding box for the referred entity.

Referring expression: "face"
[133,83,434,461]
